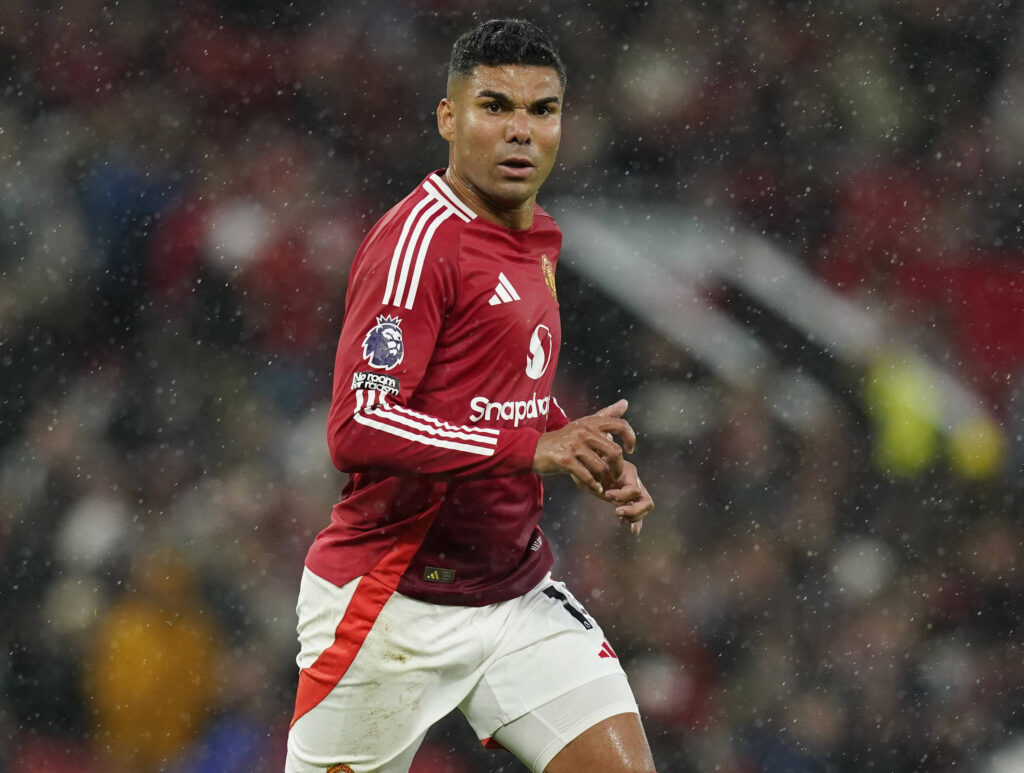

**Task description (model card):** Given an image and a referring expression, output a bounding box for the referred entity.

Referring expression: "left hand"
[573,459,654,535]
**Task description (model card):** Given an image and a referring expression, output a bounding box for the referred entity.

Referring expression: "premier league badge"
[361,314,404,370]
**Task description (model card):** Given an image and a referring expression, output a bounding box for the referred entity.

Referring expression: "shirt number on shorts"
[543,586,593,630]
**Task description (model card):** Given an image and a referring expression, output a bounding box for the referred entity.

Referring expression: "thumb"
[594,398,628,419]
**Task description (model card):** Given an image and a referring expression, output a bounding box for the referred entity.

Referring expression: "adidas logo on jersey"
[488,272,521,305]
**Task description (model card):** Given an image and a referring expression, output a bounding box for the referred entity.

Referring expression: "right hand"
[532,399,636,496]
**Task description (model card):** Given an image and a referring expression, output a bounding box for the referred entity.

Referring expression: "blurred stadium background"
[2,0,1024,770]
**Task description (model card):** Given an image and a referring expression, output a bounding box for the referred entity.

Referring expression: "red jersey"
[305,172,569,605]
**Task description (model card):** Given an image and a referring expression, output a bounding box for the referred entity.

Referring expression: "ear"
[437,98,455,143]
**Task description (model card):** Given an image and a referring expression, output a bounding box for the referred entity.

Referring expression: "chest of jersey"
[421,223,562,427]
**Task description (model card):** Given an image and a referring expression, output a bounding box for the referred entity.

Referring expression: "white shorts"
[285,567,638,773]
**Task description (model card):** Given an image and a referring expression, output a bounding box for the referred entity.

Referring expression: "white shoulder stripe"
[425,175,477,221]
[383,194,432,306]
[382,178,477,308]
[403,209,453,310]
[392,200,444,308]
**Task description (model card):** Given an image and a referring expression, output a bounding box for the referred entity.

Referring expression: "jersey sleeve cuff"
[490,427,543,476]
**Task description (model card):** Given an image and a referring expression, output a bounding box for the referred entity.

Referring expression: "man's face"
[438,64,563,211]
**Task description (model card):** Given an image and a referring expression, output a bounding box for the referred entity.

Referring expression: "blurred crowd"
[2,0,1024,771]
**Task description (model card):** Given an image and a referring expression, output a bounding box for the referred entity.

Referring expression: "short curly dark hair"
[448,18,566,90]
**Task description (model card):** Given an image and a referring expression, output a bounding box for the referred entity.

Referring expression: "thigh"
[543,711,655,772]
[460,576,636,766]
[493,674,646,772]
[286,568,480,773]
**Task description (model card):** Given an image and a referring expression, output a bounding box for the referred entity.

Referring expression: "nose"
[504,108,531,145]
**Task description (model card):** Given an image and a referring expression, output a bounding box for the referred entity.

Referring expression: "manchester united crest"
[541,254,557,301]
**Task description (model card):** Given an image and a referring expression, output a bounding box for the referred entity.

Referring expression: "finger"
[617,514,645,535]
[616,503,652,519]
[596,442,625,482]
[603,483,642,503]
[585,427,626,459]
[575,446,613,486]
[603,462,637,489]
[593,398,628,419]
[615,478,653,517]
[572,472,612,500]
[615,497,654,519]
[568,457,605,495]
[596,418,637,454]
[580,431,625,480]
[602,461,637,492]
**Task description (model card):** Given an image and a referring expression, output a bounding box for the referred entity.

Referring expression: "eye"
[484,102,502,113]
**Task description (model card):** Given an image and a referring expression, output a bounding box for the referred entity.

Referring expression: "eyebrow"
[476,89,561,107]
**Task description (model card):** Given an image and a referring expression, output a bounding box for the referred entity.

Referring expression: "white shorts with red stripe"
[285,567,638,773]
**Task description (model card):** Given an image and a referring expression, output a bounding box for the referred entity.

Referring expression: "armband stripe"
[388,403,500,436]
[366,403,498,446]
[353,413,495,456]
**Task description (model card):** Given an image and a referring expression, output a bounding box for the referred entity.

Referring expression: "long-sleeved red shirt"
[305,171,569,605]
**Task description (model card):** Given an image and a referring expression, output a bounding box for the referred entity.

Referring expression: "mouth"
[497,157,535,179]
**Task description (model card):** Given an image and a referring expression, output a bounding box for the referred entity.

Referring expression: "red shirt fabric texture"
[305,171,569,605]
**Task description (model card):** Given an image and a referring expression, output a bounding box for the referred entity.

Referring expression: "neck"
[442,168,535,230]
